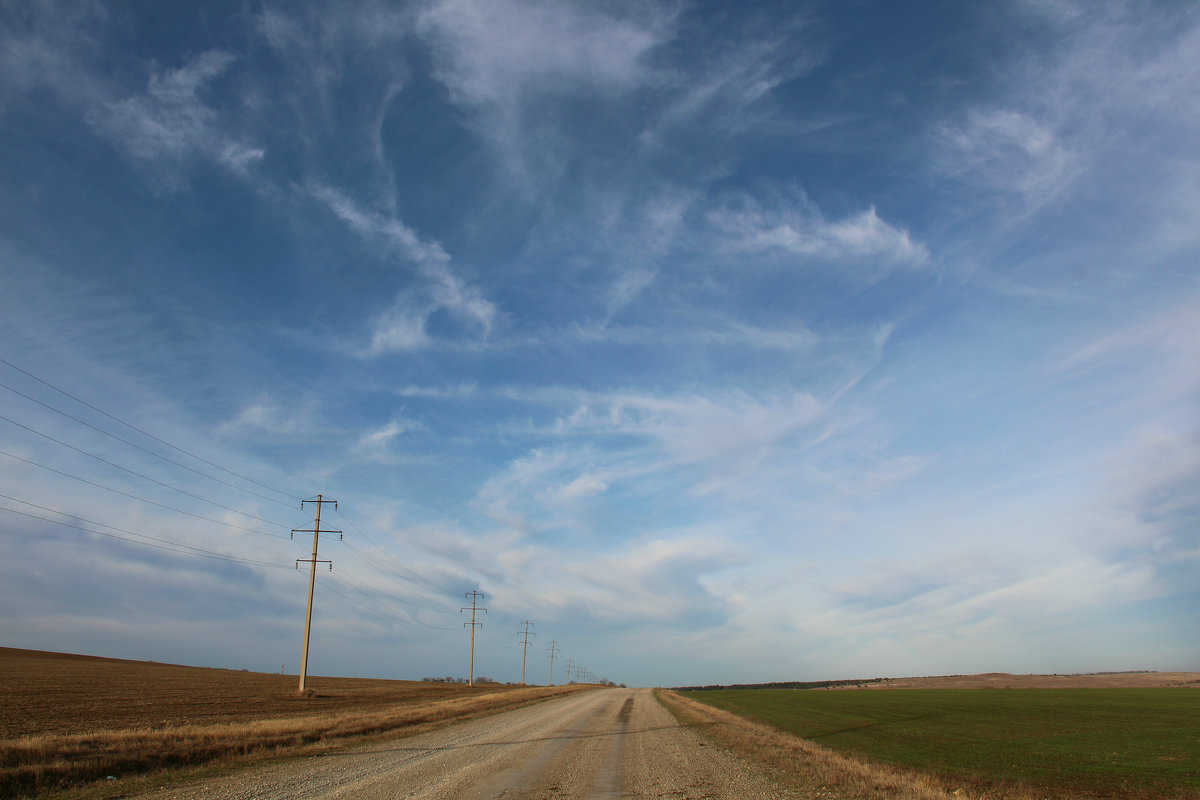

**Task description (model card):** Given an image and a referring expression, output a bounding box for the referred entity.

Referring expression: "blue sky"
[0,0,1197,688]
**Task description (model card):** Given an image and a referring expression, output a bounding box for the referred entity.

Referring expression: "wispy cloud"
[416,0,668,182]
[0,0,108,110]
[216,394,322,439]
[933,1,1200,230]
[85,50,262,191]
[709,196,928,269]
[352,417,424,463]
[637,13,821,151]
[417,0,664,108]
[307,185,497,353]
[936,107,1077,204]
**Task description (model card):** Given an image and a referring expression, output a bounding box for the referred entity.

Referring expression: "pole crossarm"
[296,495,339,694]
[461,591,487,686]
[519,620,535,685]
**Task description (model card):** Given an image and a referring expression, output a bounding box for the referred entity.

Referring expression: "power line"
[0,413,293,529]
[0,498,291,568]
[332,507,463,596]
[0,355,301,502]
[340,539,460,615]
[323,569,460,631]
[0,379,297,508]
[0,449,290,540]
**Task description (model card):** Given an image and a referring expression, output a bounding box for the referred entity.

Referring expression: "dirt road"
[131,687,794,799]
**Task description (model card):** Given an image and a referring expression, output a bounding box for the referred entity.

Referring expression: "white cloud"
[353,417,423,461]
[310,183,450,267]
[418,0,663,108]
[936,107,1077,204]
[471,388,831,541]
[603,268,656,321]
[84,49,261,191]
[933,2,1200,230]
[367,299,434,354]
[1047,292,1200,438]
[710,199,928,268]
[0,0,108,111]
[416,0,667,182]
[637,16,821,152]
[216,394,321,438]
[307,184,497,353]
[544,475,609,507]
[557,534,739,622]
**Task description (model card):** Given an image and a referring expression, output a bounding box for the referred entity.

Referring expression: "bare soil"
[0,647,519,738]
[0,647,586,798]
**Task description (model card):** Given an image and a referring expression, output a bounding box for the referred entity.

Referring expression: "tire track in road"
[131,688,795,799]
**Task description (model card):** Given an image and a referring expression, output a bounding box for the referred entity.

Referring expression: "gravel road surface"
[131,687,794,799]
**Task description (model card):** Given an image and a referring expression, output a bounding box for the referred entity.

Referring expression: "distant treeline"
[676,678,889,691]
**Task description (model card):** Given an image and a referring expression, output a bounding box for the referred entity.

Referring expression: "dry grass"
[657,689,1069,800]
[0,648,584,799]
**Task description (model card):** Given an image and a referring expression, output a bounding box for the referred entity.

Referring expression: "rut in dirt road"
[130,687,796,799]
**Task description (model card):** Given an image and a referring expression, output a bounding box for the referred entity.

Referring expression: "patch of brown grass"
[656,689,1056,800]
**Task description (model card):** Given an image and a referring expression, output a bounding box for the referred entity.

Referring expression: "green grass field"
[688,688,1200,796]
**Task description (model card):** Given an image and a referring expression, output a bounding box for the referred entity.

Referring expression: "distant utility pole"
[293,495,340,694]
[519,620,535,685]
[564,658,574,684]
[547,640,559,687]
[461,591,487,687]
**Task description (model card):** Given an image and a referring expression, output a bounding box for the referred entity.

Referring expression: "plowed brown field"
[0,647,525,738]
[0,647,585,798]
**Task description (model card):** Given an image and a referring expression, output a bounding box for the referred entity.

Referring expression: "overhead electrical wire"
[331,559,459,621]
[0,413,294,529]
[0,379,297,508]
[0,356,543,654]
[333,507,464,596]
[0,355,301,502]
[0,497,292,569]
[321,568,460,631]
[340,539,461,615]
[0,449,290,540]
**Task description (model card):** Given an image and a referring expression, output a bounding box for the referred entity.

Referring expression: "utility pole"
[293,495,340,694]
[547,640,559,687]
[519,620,535,685]
[461,591,487,686]
[564,658,574,684]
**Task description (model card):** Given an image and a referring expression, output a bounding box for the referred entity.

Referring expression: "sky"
[0,0,1197,689]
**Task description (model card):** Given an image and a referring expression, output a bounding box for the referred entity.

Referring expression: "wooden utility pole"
[564,658,574,684]
[519,620,535,685]
[547,640,559,687]
[293,495,340,694]
[461,591,487,686]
